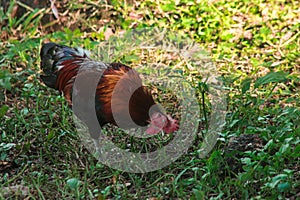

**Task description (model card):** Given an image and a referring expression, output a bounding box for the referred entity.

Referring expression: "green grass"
[1,0,299,199]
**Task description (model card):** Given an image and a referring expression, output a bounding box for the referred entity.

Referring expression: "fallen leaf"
[50,0,59,19]
[104,28,114,40]
[129,12,143,20]
[270,61,286,67]
[244,30,253,40]
[281,31,293,43]
[125,182,131,187]
[2,185,30,197]
[112,175,117,184]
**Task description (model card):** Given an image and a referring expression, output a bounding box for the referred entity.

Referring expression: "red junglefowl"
[40,42,179,149]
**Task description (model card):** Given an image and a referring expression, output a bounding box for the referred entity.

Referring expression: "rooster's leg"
[92,138,100,155]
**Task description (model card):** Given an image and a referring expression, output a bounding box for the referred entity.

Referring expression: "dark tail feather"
[40,43,58,88]
[40,42,87,89]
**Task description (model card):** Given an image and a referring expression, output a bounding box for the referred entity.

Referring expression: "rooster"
[40,42,179,149]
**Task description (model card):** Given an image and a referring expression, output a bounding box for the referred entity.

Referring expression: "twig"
[15,1,34,12]
[1,163,28,186]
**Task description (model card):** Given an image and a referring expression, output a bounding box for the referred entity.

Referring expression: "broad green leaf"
[265,174,287,188]
[254,71,288,88]
[241,78,252,93]
[0,70,12,90]
[279,143,290,154]
[66,178,80,189]
[192,189,205,200]
[123,54,139,63]
[161,2,175,12]
[272,174,288,182]
[277,182,290,192]
[0,143,16,151]
[0,105,9,119]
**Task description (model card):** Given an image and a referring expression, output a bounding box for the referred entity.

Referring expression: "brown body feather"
[95,63,156,129]
[40,43,178,140]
